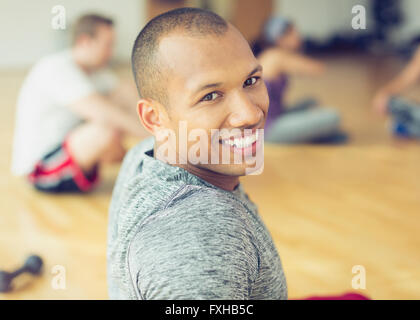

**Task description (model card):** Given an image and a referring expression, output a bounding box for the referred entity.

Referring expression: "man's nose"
[228,91,263,129]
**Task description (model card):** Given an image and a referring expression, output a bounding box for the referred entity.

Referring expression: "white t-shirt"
[11,49,118,176]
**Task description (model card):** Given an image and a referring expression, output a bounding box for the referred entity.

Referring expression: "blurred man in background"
[11,14,146,193]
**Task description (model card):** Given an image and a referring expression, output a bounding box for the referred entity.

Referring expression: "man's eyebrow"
[247,65,263,78]
[193,82,223,96]
[192,64,263,96]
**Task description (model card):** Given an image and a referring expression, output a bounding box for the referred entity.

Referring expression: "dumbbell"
[0,255,43,293]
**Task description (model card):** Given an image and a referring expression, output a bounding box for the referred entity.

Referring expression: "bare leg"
[67,122,126,173]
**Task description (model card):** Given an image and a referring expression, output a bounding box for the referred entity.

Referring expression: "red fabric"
[28,140,98,192]
[62,140,98,191]
[300,292,370,300]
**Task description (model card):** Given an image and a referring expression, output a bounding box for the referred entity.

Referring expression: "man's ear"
[137,99,168,135]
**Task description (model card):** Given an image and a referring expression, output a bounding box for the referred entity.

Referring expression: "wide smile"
[219,130,261,157]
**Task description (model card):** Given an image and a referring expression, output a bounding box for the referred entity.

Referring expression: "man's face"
[83,25,115,68]
[156,25,269,177]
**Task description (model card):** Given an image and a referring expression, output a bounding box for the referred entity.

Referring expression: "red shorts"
[28,140,99,193]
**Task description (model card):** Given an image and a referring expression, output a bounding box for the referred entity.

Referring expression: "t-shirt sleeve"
[127,199,260,300]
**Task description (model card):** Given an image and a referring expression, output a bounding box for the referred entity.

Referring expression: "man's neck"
[153,146,239,192]
[177,163,240,192]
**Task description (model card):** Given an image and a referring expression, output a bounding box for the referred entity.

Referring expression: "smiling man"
[107,8,287,300]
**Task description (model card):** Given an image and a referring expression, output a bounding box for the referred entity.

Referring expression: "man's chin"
[198,163,263,177]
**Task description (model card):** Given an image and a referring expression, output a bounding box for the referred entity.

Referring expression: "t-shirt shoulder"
[29,51,95,106]
[27,50,117,106]
[127,186,260,299]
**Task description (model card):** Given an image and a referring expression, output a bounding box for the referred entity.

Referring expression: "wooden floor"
[1,54,419,300]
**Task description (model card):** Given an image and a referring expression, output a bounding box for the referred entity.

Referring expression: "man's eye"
[201,92,220,102]
[244,76,260,87]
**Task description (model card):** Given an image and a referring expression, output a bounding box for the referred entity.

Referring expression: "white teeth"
[223,133,258,148]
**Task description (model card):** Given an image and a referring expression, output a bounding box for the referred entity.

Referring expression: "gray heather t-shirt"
[107,137,287,300]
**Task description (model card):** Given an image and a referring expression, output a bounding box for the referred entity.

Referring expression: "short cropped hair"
[131,8,229,107]
[72,14,114,45]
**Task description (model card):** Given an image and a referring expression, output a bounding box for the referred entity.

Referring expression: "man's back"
[107,138,287,300]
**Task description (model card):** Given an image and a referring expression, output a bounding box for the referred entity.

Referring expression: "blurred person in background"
[372,46,420,138]
[252,16,347,144]
[11,14,146,193]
